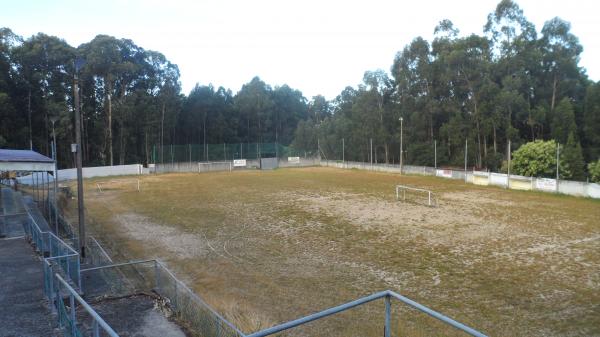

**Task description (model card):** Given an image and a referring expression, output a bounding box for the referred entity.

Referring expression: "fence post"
[93,320,100,337]
[556,143,560,193]
[173,278,178,309]
[464,139,468,183]
[70,292,76,336]
[384,295,391,337]
[154,260,160,292]
[434,139,437,169]
[77,256,81,290]
[507,140,511,189]
[56,284,62,327]
[342,138,345,165]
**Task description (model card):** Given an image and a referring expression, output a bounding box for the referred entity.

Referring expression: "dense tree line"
[0,30,308,168]
[1,0,599,181]
[293,0,600,181]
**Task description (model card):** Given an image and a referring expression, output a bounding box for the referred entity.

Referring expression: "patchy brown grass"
[68,167,600,337]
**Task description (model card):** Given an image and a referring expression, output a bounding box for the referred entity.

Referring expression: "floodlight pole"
[434,139,437,169]
[342,138,345,165]
[73,68,86,258]
[399,117,403,174]
[556,143,560,193]
[507,140,511,189]
[464,139,468,183]
[51,119,59,235]
[370,138,373,168]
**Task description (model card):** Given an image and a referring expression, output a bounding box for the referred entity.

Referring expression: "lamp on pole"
[50,116,59,235]
[399,117,403,174]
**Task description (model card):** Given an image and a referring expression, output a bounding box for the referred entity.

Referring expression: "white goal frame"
[96,179,140,192]
[198,161,233,173]
[395,185,436,207]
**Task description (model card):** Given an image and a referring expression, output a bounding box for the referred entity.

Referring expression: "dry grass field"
[67,167,600,337]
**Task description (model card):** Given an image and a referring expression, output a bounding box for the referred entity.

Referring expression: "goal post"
[395,185,436,207]
[96,179,140,192]
[197,161,233,173]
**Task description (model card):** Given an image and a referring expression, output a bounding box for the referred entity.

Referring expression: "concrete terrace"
[0,237,61,337]
[1,185,189,337]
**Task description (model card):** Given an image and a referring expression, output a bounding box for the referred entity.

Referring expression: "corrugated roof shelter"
[0,149,55,172]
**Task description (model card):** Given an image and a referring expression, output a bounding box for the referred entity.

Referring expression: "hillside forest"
[1,0,599,180]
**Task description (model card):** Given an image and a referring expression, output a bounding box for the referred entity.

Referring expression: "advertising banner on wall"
[535,178,557,191]
[233,159,247,167]
[436,169,453,178]
[288,156,300,164]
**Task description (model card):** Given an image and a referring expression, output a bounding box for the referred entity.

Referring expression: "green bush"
[588,160,600,183]
[512,140,568,178]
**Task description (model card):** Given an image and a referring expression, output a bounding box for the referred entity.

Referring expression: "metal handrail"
[55,273,120,337]
[387,290,486,337]
[246,290,487,337]
[80,258,157,272]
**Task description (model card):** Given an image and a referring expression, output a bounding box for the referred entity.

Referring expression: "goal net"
[198,161,232,173]
[395,185,436,207]
[96,179,141,192]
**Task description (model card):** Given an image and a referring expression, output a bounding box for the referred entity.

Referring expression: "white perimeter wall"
[17,164,144,184]
[320,160,600,199]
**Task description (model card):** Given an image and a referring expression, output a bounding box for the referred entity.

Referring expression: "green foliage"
[0,0,599,172]
[584,82,600,160]
[562,132,586,180]
[588,160,600,183]
[551,98,577,144]
[512,140,559,178]
[484,152,504,172]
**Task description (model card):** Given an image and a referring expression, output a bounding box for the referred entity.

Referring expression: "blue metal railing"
[245,290,487,337]
[79,258,487,337]
[20,204,120,336]
[23,211,81,290]
[54,273,119,337]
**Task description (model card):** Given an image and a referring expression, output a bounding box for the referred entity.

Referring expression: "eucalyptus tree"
[444,34,492,166]
[540,17,583,113]
[485,0,538,147]
[271,85,308,145]
[583,82,600,160]
[234,77,274,146]
[12,33,75,155]
[78,35,123,165]
[0,28,20,148]
[392,37,436,142]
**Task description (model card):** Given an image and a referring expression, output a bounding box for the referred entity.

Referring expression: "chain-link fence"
[80,259,245,337]
[153,143,310,164]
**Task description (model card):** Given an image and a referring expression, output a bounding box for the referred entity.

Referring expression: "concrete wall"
[320,160,600,199]
[17,164,144,184]
[278,157,320,168]
[58,164,143,180]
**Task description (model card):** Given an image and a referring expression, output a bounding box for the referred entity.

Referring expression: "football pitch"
[71,167,600,336]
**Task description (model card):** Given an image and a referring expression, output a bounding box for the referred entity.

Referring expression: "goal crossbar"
[97,179,140,192]
[395,185,435,207]
[198,161,233,173]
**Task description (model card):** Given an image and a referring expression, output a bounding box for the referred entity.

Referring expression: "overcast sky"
[3,0,599,100]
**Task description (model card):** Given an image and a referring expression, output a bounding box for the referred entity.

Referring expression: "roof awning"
[0,149,55,172]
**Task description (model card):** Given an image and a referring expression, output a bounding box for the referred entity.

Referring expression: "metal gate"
[260,157,278,170]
